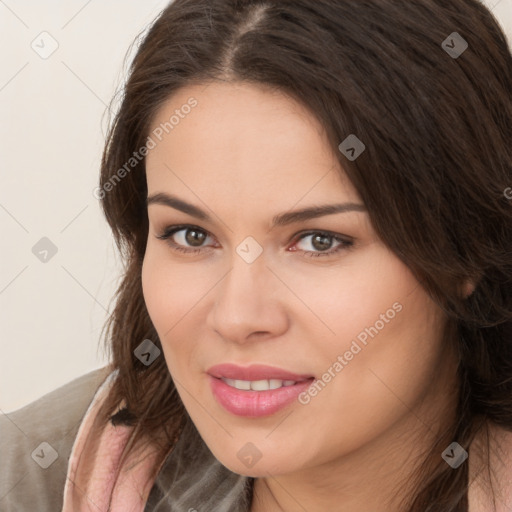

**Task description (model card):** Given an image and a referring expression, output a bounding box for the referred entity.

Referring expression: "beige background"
[1,0,511,413]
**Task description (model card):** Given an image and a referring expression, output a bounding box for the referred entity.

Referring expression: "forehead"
[145,81,359,203]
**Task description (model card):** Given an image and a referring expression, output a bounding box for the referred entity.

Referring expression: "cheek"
[292,249,447,417]
[142,252,181,330]
[282,246,417,349]
[141,250,199,378]
[141,246,211,332]
[141,244,226,379]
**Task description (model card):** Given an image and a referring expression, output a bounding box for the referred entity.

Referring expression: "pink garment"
[61,371,169,512]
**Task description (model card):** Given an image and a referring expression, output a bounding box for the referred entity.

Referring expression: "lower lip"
[208,375,315,417]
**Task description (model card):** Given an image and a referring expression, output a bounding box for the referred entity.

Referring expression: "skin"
[141,81,463,511]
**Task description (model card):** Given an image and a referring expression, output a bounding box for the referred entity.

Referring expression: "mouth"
[206,363,314,382]
[206,363,315,417]
[218,377,304,391]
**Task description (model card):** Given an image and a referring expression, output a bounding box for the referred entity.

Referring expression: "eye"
[155,225,216,254]
[290,231,354,258]
[155,225,354,258]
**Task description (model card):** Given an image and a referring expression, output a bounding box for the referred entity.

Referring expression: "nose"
[206,252,289,345]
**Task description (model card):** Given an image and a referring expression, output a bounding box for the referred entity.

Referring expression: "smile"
[209,375,315,417]
[221,378,298,391]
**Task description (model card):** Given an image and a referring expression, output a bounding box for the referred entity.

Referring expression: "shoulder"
[0,366,113,512]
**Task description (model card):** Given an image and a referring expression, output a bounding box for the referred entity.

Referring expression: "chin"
[214,449,296,478]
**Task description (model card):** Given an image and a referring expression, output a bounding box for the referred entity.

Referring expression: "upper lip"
[207,363,314,382]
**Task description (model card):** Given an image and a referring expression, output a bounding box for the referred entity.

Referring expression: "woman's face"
[142,81,456,479]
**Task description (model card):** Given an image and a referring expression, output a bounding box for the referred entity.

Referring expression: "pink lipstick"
[207,363,315,417]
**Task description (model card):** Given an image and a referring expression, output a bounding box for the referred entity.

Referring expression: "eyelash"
[155,225,354,258]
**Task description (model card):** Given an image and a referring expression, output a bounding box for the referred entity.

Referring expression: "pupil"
[186,229,206,246]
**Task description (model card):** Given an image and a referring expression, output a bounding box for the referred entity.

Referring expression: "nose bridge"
[208,244,287,341]
[220,248,269,311]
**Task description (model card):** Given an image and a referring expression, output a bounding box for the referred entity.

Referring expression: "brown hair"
[96,0,512,510]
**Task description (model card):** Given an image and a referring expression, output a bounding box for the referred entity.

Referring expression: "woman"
[1,0,511,510]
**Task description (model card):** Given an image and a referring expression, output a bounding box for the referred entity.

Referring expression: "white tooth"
[221,378,296,391]
[234,379,251,390]
[251,379,270,391]
[269,379,283,390]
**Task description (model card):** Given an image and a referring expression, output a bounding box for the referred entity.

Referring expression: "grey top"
[0,367,253,512]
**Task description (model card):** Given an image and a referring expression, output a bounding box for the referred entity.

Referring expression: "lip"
[206,363,314,382]
[208,375,315,417]
[206,363,315,418]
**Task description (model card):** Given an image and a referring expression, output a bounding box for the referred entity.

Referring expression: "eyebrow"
[146,192,366,228]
